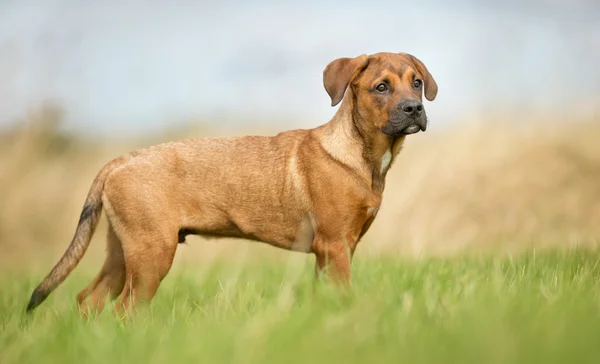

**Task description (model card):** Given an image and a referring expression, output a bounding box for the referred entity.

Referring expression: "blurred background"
[1,0,599,269]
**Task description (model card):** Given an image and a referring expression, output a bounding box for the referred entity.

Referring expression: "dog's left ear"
[408,55,438,101]
[323,54,369,107]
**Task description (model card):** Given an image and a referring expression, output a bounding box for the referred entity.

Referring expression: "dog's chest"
[380,137,406,175]
[367,207,379,218]
[380,150,392,174]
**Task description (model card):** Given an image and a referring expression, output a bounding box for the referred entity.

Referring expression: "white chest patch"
[367,207,379,217]
[380,149,392,174]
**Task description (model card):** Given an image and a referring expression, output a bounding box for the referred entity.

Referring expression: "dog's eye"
[376,83,388,92]
[413,79,423,88]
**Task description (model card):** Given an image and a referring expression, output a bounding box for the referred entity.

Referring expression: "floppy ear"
[408,54,438,101]
[323,54,369,107]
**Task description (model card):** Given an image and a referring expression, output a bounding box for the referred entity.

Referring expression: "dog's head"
[323,52,437,136]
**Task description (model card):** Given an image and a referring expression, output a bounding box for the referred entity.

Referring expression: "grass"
[2,249,600,364]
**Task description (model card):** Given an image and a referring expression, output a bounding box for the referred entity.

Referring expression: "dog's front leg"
[312,234,357,285]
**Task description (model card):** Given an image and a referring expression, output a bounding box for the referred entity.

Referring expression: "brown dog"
[26,52,437,314]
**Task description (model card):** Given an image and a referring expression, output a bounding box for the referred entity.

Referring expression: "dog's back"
[103,129,315,249]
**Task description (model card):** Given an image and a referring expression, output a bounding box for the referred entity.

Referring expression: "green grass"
[2,249,600,364]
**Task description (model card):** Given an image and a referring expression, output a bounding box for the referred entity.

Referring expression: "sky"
[1,0,599,136]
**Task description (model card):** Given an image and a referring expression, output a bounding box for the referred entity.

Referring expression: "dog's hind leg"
[76,222,126,314]
[113,226,179,315]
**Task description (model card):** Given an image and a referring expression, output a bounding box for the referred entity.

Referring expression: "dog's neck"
[316,90,405,194]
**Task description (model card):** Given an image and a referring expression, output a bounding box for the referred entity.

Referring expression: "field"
[2,251,600,363]
[1,104,600,363]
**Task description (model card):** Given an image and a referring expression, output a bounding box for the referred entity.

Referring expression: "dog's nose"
[401,100,423,118]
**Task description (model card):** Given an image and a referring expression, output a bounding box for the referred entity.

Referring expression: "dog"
[26,52,437,314]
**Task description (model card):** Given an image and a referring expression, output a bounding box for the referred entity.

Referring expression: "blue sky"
[1,0,599,135]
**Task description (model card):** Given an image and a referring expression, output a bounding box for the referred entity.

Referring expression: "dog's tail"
[26,156,126,313]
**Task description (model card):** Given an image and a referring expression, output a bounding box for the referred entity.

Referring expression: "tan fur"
[26,52,438,315]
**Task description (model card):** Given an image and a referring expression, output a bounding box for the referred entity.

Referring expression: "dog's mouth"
[381,121,426,136]
[399,124,422,135]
